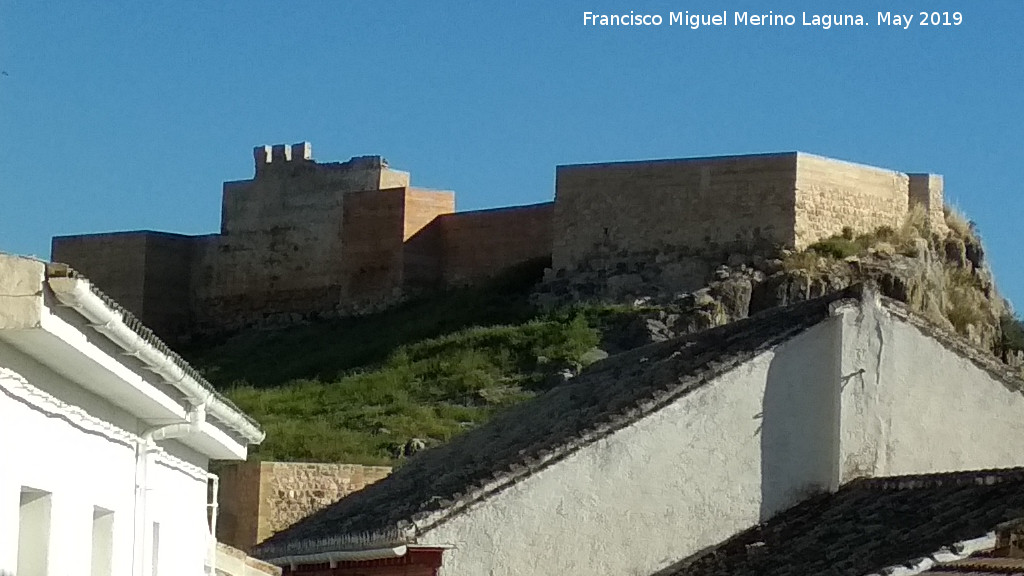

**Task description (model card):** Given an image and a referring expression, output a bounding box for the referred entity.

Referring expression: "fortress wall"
[552,154,798,273]
[51,232,194,340]
[437,203,554,286]
[402,190,456,289]
[793,154,909,249]
[52,233,149,315]
[339,188,408,306]
[909,173,948,237]
[191,153,408,331]
[140,233,195,339]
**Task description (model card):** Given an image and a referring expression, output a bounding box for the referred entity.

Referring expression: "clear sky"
[1,1,1021,311]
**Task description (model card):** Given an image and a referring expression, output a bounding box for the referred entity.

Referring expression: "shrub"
[943,268,987,334]
[900,204,928,241]
[809,236,860,259]
[782,250,821,272]
[944,205,975,240]
[1002,314,1024,353]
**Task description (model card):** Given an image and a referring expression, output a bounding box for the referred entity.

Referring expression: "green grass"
[180,257,612,465]
[183,258,549,389]
[224,316,599,464]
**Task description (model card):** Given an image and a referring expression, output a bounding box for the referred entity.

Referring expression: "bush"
[944,205,976,240]
[1002,314,1024,353]
[943,268,987,334]
[809,236,861,259]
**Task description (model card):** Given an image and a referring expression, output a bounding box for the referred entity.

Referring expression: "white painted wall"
[0,345,213,576]
[421,320,842,576]
[839,300,1024,479]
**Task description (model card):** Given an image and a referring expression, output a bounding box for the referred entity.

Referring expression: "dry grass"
[900,204,928,242]
[942,268,988,333]
[944,205,975,240]
[782,250,824,272]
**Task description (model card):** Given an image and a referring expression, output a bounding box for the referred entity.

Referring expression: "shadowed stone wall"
[217,461,392,553]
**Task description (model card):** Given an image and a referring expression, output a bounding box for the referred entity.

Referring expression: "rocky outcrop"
[539,223,1010,358]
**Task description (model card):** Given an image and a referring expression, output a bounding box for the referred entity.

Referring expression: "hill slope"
[182,210,1024,465]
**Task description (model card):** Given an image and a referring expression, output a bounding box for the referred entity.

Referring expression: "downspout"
[207,473,220,575]
[133,404,207,576]
[46,275,265,444]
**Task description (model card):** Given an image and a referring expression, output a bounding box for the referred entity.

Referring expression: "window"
[150,521,161,576]
[17,487,52,576]
[91,507,114,576]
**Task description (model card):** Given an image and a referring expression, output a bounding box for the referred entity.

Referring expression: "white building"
[254,285,1024,576]
[0,254,265,576]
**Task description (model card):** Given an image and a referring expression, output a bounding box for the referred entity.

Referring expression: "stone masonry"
[547,152,947,299]
[52,142,554,340]
[216,460,392,553]
[51,146,944,340]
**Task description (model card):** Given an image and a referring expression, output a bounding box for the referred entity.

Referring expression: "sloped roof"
[924,556,1024,575]
[44,261,263,437]
[255,286,863,559]
[659,467,1024,576]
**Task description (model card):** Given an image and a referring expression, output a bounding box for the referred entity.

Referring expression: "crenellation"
[290,141,312,162]
[51,145,952,341]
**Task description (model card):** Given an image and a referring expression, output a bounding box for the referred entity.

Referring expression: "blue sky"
[1,1,1021,311]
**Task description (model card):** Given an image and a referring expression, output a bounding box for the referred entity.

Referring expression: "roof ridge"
[852,467,1024,492]
[879,298,1024,391]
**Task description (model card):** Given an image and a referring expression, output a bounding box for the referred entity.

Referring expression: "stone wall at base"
[216,461,392,553]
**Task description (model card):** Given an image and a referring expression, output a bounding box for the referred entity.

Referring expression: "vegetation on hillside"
[185,259,549,388]
[187,259,614,464]
[1002,314,1024,355]
[185,207,1019,465]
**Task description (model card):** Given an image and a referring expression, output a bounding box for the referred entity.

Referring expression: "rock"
[872,242,896,258]
[607,273,643,295]
[580,347,610,366]
[965,236,985,270]
[403,438,427,457]
[693,288,716,307]
[727,253,747,267]
[944,237,968,269]
[712,277,753,320]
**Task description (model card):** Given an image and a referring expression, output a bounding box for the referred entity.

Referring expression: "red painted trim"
[284,548,446,576]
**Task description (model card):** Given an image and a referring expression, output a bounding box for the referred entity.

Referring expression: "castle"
[51,143,947,341]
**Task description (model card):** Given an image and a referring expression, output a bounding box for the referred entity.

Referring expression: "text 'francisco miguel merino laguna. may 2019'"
[581,10,964,30]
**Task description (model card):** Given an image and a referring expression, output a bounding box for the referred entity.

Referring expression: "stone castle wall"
[793,154,910,249]
[216,460,392,553]
[437,203,554,286]
[552,153,799,276]
[51,145,945,340]
[546,152,945,302]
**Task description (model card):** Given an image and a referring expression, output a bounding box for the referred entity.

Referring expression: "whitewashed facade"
[0,254,265,576]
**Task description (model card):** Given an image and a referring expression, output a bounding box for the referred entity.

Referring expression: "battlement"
[253,142,314,175]
[52,146,950,342]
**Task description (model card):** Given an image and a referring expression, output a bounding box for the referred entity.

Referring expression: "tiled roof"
[925,556,1024,575]
[659,468,1024,576]
[44,261,263,435]
[254,286,862,559]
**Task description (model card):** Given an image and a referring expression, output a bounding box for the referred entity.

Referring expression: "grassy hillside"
[184,210,1023,465]
[183,259,609,465]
